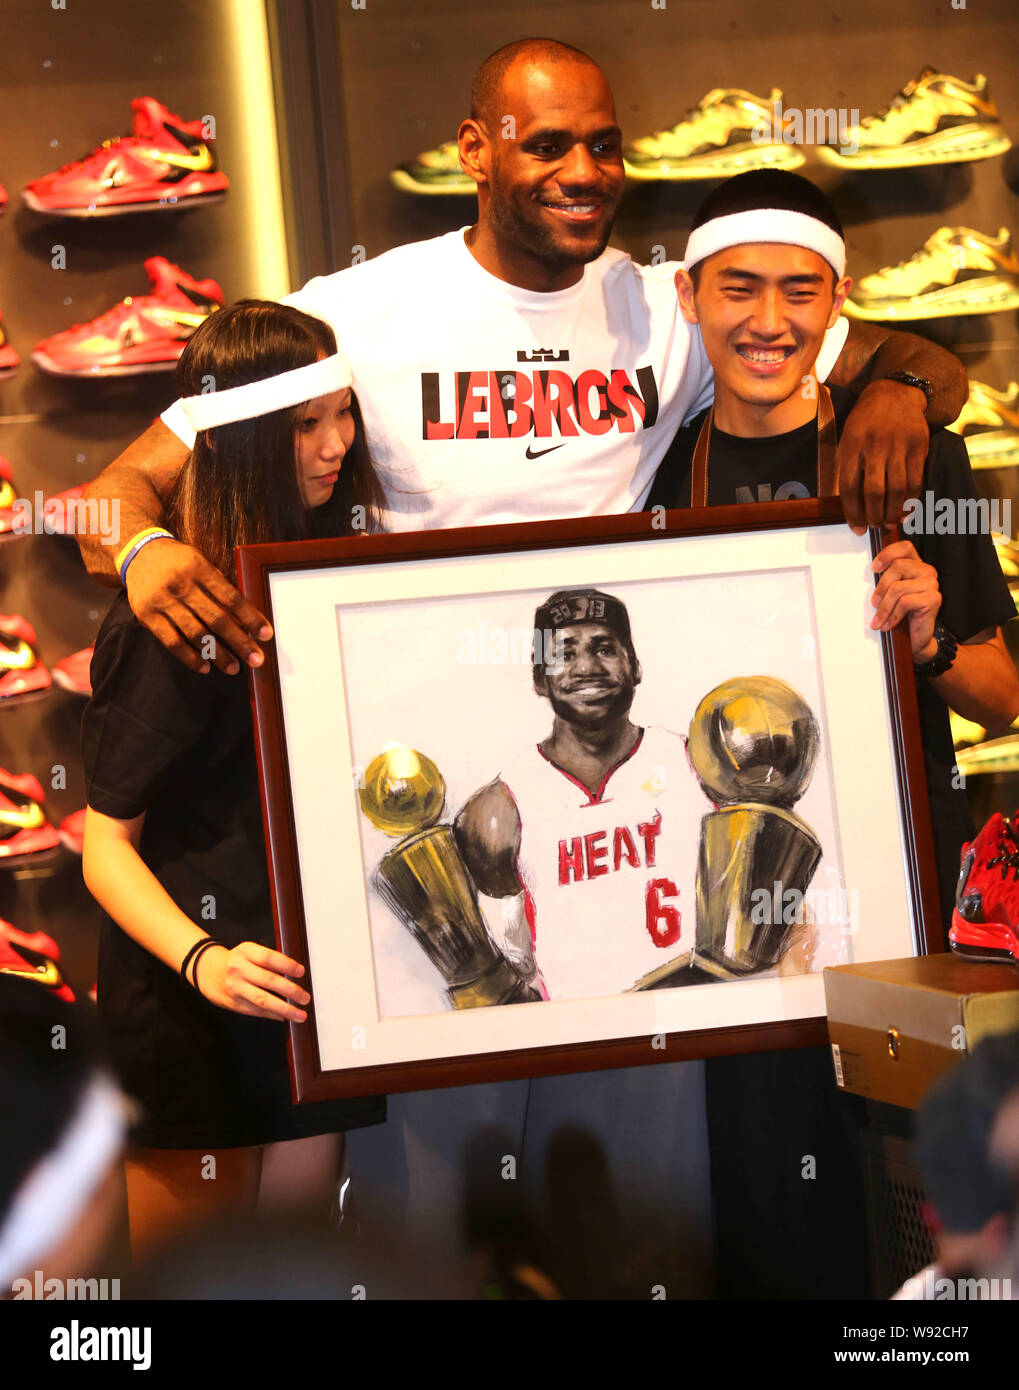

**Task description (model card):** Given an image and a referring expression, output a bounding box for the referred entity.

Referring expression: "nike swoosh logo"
[0,958,64,989]
[525,444,566,460]
[137,145,215,173]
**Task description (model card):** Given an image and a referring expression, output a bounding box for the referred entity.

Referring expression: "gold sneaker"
[817,68,1011,169]
[949,710,987,749]
[390,140,475,195]
[956,735,1019,778]
[845,226,1019,320]
[948,380,1019,469]
[623,88,805,181]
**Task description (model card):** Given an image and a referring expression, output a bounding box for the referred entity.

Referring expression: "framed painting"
[236,500,941,1102]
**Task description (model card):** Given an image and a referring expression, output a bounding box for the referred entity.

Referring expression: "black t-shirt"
[646,386,1017,936]
[82,592,385,1148]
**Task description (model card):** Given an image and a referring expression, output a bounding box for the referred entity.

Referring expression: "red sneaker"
[0,614,51,702]
[59,808,86,855]
[23,96,229,217]
[41,483,86,535]
[0,310,19,377]
[0,456,24,540]
[32,256,223,377]
[950,811,1019,963]
[52,646,93,696]
[0,918,75,1001]
[0,767,61,865]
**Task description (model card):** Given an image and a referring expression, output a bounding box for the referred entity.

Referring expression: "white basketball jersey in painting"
[499,726,707,1001]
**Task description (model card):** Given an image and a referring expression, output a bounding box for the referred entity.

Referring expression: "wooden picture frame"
[237,499,941,1102]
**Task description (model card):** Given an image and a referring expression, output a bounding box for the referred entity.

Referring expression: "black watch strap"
[882,370,933,409]
[914,621,958,679]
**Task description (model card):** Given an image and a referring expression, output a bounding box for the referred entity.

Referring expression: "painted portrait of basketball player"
[452,588,708,1001]
[354,584,838,1014]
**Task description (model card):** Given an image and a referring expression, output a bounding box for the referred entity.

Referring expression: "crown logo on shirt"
[516,348,570,363]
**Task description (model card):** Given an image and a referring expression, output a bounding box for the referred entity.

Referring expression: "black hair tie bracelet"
[180,938,225,988]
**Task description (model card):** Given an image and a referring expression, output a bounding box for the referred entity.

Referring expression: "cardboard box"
[823,954,1019,1109]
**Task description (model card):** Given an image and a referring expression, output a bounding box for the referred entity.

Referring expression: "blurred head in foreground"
[915,1031,1019,1278]
[0,975,125,1291]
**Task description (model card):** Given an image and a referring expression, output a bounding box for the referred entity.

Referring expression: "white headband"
[180,351,355,431]
[685,208,846,277]
[0,1073,126,1286]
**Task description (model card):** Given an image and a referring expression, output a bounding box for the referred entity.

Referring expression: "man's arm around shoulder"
[79,418,272,675]
[80,418,186,583]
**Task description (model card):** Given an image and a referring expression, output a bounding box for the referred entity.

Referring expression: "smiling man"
[647,168,1019,1300]
[647,169,1019,930]
[452,588,707,1001]
[77,38,964,679]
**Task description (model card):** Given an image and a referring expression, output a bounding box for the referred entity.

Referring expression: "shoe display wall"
[0,3,289,1007]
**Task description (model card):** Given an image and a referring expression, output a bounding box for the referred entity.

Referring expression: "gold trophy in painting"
[687,676,822,975]
[359,745,542,1009]
[632,675,822,992]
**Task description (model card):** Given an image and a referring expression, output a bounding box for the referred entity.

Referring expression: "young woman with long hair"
[82,301,386,1257]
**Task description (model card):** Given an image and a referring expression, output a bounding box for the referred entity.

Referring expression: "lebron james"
[453,587,707,1001]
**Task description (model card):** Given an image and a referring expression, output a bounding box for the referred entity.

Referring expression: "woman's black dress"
[82,592,385,1148]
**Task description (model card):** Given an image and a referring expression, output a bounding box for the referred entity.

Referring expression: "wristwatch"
[882,370,933,410]
[914,621,958,679]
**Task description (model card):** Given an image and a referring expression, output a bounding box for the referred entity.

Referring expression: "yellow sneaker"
[390,140,474,195]
[845,226,1019,320]
[623,88,805,181]
[817,68,1010,170]
[949,380,1019,469]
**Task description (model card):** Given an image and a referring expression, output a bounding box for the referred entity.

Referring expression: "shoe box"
[823,953,1019,1109]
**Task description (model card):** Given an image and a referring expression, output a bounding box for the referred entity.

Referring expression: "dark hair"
[690,169,844,239]
[471,38,599,129]
[171,300,384,579]
[687,170,843,292]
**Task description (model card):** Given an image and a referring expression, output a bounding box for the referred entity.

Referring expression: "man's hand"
[839,380,930,534]
[126,538,273,675]
[870,538,941,661]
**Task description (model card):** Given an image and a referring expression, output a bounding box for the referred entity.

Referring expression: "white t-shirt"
[162,229,849,531]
